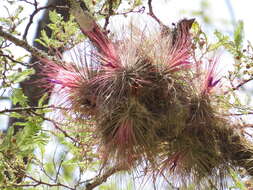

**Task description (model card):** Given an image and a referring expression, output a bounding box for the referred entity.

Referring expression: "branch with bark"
[0,105,54,114]
[0,27,48,59]
[147,0,170,33]
[85,166,125,190]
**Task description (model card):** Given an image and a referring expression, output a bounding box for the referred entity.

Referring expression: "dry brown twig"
[147,0,170,32]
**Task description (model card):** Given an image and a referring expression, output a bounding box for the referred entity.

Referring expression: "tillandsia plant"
[36,0,253,189]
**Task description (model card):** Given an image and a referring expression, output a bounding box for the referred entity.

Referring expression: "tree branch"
[224,77,253,94]
[25,175,75,190]
[67,0,95,32]
[0,105,55,114]
[67,0,118,67]
[103,0,113,30]
[30,112,85,147]
[85,166,124,190]
[147,0,170,32]
[23,5,53,40]
[0,27,53,60]
[0,50,30,66]
[232,77,253,91]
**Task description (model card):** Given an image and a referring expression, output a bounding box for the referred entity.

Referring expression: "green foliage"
[8,68,34,84]
[0,109,49,187]
[0,3,26,34]
[234,20,244,51]
[211,20,244,57]
[192,19,253,89]
[210,20,253,87]
[84,0,143,21]
[10,88,28,106]
[213,30,237,55]
[36,10,84,49]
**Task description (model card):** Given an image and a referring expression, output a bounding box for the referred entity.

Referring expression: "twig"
[0,96,9,100]
[31,111,84,146]
[0,26,55,60]
[147,0,169,32]
[19,0,36,6]
[0,50,29,66]
[37,160,55,181]
[23,5,53,40]
[97,6,145,17]
[55,158,64,182]
[0,152,74,189]
[103,0,113,30]
[232,78,253,91]
[147,0,161,25]
[0,105,55,114]
[224,77,253,94]
[25,175,75,190]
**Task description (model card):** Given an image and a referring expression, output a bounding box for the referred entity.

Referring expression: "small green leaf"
[9,112,23,118]
[191,21,201,34]
[38,93,48,107]
[234,20,244,50]
[9,68,35,83]
[40,30,51,46]
[208,42,223,51]
[49,10,63,24]
[35,38,47,47]
[10,88,28,106]
[45,162,54,176]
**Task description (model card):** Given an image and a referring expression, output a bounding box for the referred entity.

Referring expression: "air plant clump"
[40,15,253,188]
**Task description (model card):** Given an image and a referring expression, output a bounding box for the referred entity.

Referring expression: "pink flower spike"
[208,76,221,88]
[201,57,221,95]
[39,58,83,90]
[69,2,120,69]
[166,19,194,71]
[46,79,63,85]
[81,24,120,69]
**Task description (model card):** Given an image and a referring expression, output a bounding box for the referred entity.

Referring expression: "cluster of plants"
[0,0,253,189]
